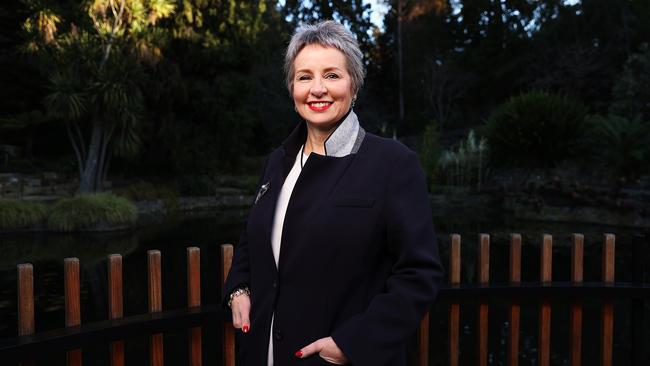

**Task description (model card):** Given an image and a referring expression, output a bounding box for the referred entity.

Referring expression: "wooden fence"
[1,233,649,365]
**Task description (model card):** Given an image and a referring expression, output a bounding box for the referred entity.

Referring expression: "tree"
[610,43,650,121]
[143,0,282,182]
[425,59,472,131]
[395,0,447,129]
[22,0,176,193]
[281,0,374,56]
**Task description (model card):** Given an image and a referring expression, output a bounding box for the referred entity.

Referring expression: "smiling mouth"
[307,101,333,112]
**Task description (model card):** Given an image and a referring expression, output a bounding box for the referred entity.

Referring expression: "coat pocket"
[334,197,375,208]
[316,355,343,365]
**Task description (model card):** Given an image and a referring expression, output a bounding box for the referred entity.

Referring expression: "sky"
[365,0,390,30]
[276,0,390,31]
[277,0,581,33]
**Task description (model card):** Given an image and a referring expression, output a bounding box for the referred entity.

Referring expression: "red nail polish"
[295,350,303,358]
[242,325,249,333]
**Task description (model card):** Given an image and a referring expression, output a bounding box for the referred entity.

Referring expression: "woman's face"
[292,44,354,129]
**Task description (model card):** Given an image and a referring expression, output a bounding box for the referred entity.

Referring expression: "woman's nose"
[310,78,327,96]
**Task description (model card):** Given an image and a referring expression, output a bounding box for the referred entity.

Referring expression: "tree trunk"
[78,121,104,193]
[95,124,114,192]
[99,153,112,192]
[65,121,85,178]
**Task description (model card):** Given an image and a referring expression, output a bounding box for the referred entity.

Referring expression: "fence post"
[108,254,124,366]
[187,247,202,366]
[148,250,164,366]
[600,234,615,366]
[65,258,82,366]
[630,232,648,365]
[507,234,521,366]
[17,263,35,366]
[538,234,552,366]
[477,234,490,366]
[221,244,235,366]
[448,234,461,366]
[569,234,584,366]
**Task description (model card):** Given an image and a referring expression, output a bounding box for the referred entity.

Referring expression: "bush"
[418,121,441,191]
[586,114,650,181]
[610,44,650,121]
[113,181,179,212]
[438,130,487,190]
[47,193,137,232]
[484,91,589,169]
[0,199,48,230]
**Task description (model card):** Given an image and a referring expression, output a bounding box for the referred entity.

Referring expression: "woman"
[223,20,443,366]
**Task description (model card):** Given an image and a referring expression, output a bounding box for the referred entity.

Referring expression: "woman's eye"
[298,75,311,81]
[325,73,340,79]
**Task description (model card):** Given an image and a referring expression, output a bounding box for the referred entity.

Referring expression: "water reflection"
[1,210,648,365]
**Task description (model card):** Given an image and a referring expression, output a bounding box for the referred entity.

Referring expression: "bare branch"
[101,0,126,68]
[110,0,118,19]
[116,0,126,29]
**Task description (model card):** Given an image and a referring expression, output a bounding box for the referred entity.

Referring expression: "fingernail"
[295,350,303,358]
[242,325,249,333]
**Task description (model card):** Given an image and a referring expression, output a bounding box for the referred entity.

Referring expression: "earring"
[352,96,357,108]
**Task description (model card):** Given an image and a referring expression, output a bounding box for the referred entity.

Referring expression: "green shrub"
[484,91,589,169]
[610,43,650,121]
[586,114,650,180]
[438,130,487,190]
[113,181,179,212]
[0,199,48,230]
[47,193,137,232]
[418,121,441,191]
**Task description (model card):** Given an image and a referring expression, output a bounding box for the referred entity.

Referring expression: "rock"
[42,172,59,182]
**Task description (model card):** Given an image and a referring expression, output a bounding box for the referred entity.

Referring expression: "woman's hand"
[230,293,251,333]
[296,336,348,364]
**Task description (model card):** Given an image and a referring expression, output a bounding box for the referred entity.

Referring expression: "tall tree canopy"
[2,0,649,189]
[22,0,177,192]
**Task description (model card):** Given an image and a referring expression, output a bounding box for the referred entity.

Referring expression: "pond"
[1,208,648,365]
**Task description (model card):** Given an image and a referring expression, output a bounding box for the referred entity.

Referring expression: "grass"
[47,193,137,232]
[0,199,48,230]
[113,181,179,212]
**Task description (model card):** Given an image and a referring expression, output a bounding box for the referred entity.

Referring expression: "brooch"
[255,182,270,205]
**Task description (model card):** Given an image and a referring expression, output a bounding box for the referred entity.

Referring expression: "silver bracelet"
[228,287,250,308]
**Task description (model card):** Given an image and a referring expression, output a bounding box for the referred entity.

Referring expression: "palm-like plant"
[588,115,650,181]
[23,0,175,193]
[438,130,488,190]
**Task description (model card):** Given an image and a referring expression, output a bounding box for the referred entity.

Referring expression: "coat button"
[273,330,283,341]
[272,281,277,288]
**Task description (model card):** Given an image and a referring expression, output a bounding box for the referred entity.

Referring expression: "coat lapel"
[277,153,357,272]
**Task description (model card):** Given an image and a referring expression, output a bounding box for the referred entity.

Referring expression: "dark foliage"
[484,91,588,169]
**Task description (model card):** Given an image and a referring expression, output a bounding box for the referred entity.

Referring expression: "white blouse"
[268,147,308,366]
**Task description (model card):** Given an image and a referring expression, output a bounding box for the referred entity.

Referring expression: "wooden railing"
[436,233,650,366]
[1,233,649,365]
[5,248,214,366]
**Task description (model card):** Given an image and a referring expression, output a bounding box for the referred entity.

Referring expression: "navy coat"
[223,118,443,366]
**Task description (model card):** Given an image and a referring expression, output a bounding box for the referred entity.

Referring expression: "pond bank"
[4,187,650,232]
[431,187,650,228]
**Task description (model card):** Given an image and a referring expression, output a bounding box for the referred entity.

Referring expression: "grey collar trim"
[323,110,365,157]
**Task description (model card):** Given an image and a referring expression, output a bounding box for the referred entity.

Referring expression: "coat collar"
[281,109,365,159]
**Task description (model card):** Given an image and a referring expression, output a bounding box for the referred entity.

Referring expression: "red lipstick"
[308,101,332,112]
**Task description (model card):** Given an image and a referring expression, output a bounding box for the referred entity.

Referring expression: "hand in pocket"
[296,336,348,365]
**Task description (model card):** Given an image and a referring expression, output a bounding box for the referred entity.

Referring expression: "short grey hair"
[284,20,365,96]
